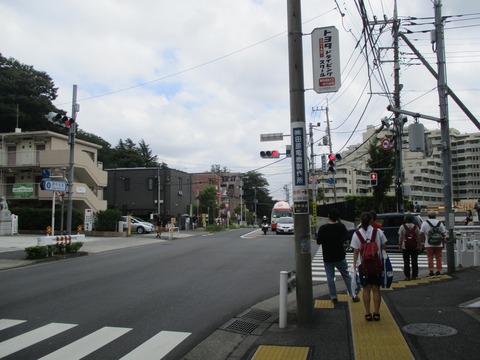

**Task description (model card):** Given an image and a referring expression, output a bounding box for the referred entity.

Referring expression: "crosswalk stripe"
[120,330,191,360]
[0,319,26,331]
[38,326,131,360]
[0,322,77,358]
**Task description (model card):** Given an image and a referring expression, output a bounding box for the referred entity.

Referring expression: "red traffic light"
[328,153,335,161]
[370,173,377,180]
[260,150,280,158]
[370,172,378,186]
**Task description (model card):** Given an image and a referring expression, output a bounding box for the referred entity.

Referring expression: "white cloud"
[1,0,479,199]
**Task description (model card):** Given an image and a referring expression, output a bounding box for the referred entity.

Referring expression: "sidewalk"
[0,229,204,270]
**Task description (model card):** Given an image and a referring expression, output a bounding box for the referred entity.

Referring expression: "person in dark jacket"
[317,208,360,304]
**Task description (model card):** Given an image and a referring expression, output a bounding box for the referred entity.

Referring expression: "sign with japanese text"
[291,122,309,214]
[312,26,341,93]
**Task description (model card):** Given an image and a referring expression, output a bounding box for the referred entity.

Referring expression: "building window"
[148,178,154,191]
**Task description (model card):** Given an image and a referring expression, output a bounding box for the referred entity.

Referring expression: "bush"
[94,209,122,231]
[11,206,84,232]
[25,246,48,259]
[24,242,83,260]
[206,224,225,232]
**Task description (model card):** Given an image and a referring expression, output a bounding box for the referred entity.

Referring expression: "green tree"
[0,54,65,133]
[210,164,230,174]
[242,171,274,221]
[199,185,218,222]
[367,140,395,212]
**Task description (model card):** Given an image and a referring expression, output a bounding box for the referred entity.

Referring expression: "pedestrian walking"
[420,211,446,277]
[414,202,421,213]
[464,210,474,226]
[369,210,383,229]
[316,208,360,304]
[398,213,420,280]
[474,200,480,222]
[154,215,163,238]
[351,212,387,321]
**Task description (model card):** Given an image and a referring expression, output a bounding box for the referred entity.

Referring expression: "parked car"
[122,216,155,234]
[276,216,294,235]
[344,213,423,252]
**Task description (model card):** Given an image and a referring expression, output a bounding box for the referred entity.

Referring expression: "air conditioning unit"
[178,191,183,196]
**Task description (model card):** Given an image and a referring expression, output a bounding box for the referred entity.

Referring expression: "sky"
[1,0,479,201]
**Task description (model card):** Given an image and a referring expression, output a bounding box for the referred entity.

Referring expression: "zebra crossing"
[312,249,429,282]
[0,319,190,359]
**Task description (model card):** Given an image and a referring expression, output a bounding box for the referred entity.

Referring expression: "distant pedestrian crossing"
[312,249,428,282]
[0,319,190,359]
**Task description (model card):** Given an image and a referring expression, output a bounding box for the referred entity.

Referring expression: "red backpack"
[356,228,382,277]
[403,224,418,250]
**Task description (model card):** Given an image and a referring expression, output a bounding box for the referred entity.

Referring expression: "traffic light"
[370,173,378,186]
[260,150,280,158]
[45,112,74,127]
[328,153,336,173]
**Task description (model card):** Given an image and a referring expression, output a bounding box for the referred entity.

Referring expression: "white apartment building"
[320,125,480,210]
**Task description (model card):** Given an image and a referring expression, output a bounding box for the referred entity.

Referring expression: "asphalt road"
[0,229,303,359]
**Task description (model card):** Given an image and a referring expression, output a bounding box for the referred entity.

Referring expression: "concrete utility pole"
[287,0,313,323]
[434,0,455,273]
[392,0,404,212]
[66,85,78,235]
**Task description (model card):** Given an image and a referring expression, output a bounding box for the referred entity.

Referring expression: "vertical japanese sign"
[312,26,341,94]
[291,123,309,214]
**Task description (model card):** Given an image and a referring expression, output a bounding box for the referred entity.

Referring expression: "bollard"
[279,271,288,329]
[474,240,479,267]
[456,238,462,268]
[462,235,468,251]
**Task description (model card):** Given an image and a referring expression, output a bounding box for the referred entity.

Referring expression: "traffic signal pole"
[287,0,313,324]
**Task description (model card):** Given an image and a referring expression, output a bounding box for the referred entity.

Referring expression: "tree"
[198,185,218,222]
[210,164,229,174]
[367,140,395,212]
[0,55,65,133]
[242,171,274,220]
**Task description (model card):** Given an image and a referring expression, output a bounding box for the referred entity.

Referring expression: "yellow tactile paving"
[251,345,309,360]
[314,293,353,308]
[349,291,414,360]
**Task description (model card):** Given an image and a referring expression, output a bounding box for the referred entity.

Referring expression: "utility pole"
[434,0,455,273]
[287,0,313,324]
[392,0,404,212]
[66,85,78,235]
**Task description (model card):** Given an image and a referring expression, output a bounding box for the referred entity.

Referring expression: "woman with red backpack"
[351,212,387,321]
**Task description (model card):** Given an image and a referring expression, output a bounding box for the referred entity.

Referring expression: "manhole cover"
[403,323,457,337]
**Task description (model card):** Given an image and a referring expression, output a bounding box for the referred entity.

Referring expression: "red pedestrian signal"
[370,173,378,186]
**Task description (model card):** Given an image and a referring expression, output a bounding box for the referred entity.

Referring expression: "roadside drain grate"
[221,319,260,335]
[238,308,272,322]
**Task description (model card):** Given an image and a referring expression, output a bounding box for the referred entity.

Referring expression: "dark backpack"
[356,228,382,277]
[403,224,418,250]
[426,220,443,245]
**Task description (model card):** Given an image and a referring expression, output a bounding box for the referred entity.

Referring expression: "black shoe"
[435,271,441,276]
[332,298,338,304]
[352,296,360,303]
[428,271,435,277]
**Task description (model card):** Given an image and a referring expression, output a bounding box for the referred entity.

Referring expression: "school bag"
[356,228,382,277]
[426,220,443,246]
[403,224,418,250]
